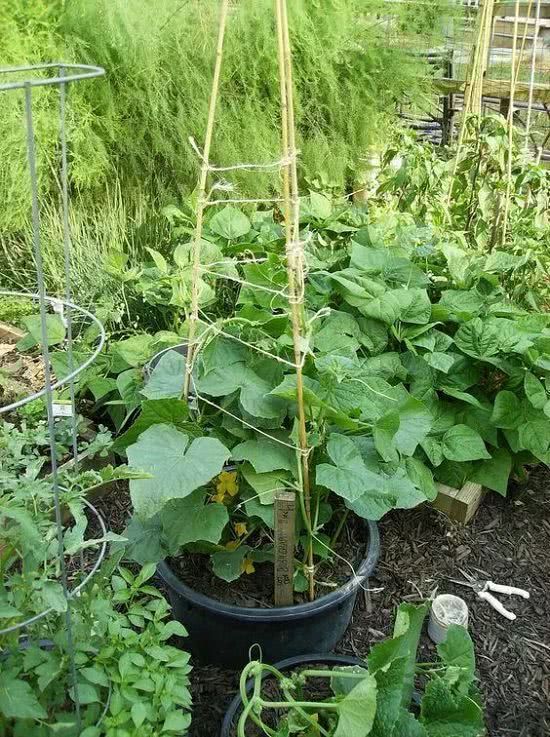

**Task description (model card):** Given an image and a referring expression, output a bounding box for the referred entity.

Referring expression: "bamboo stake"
[446,0,492,211]
[183,0,230,400]
[275,0,315,602]
[501,0,534,244]
[524,0,541,150]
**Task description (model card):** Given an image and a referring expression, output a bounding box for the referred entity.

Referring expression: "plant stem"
[330,509,349,551]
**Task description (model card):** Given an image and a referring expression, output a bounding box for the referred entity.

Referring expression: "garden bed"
[131,465,549,737]
[0,333,46,408]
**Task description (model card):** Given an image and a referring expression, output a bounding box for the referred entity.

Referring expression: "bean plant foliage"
[236,602,485,736]
[116,194,550,588]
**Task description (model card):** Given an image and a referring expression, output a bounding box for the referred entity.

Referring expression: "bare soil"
[168,513,366,608]
[0,336,45,408]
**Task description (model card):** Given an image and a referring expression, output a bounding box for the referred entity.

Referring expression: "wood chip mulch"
[342,464,550,737]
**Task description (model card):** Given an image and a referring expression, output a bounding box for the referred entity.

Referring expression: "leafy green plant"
[0,406,189,736]
[0,563,192,737]
[376,117,550,308]
[235,602,485,736]
[118,200,549,594]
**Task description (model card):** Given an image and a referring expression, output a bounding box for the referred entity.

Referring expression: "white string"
[191,381,309,457]
[197,266,291,300]
[311,531,384,596]
[204,197,285,207]
[189,135,298,172]
[195,312,302,369]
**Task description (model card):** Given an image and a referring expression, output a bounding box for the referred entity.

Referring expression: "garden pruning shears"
[450,569,530,621]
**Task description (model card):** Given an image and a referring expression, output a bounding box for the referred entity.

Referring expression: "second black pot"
[220,652,365,737]
[157,519,380,668]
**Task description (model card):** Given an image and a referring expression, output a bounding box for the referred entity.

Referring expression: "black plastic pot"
[220,652,365,737]
[157,519,380,668]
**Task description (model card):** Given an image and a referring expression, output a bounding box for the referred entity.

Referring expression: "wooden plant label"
[274,490,296,607]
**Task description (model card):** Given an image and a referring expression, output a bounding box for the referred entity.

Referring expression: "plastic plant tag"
[52,400,74,417]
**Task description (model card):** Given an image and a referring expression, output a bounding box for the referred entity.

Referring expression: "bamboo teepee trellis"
[183,0,315,600]
[446,0,545,243]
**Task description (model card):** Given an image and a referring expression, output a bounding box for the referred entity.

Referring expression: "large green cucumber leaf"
[161,490,228,552]
[128,424,230,518]
[209,206,251,240]
[197,359,285,420]
[123,514,166,565]
[242,464,290,505]
[113,399,194,454]
[232,437,296,473]
[420,678,485,737]
[334,672,378,737]
[370,603,429,708]
[210,545,251,582]
[437,625,476,694]
[141,350,185,400]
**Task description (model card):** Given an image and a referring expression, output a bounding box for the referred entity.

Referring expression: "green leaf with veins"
[209,206,251,240]
[242,464,290,505]
[490,391,523,429]
[360,288,431,325]
[470,448,512,496]
[197,360,285,420]
[374,411,400,462]
[369,602,429,731]
[113,399,193,453]
[334,673,378,737]
[441,425,490,462]
[271,374,360,430]
[141,350,185,400]
[243,488,274,527]
[519,420,550,459]
[123,515,166,565]
[316,435,428,519]
[426,352,456,374]
[524,372,547,410]
[420,678,485,736]
[211,545,251,582]
[405,457,437,501]
[113,334,155,367]
[232,437,296,473]
[19,314,66,349]
[161,490,228,552]
[128,424,230,519]
[437,290,484,320]
[0,674,47,719]
[454,318,500,360]
[437,625,476,693]
[393,397,433,456]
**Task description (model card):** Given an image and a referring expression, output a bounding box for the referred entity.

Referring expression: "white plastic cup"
[428,594,469,644]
